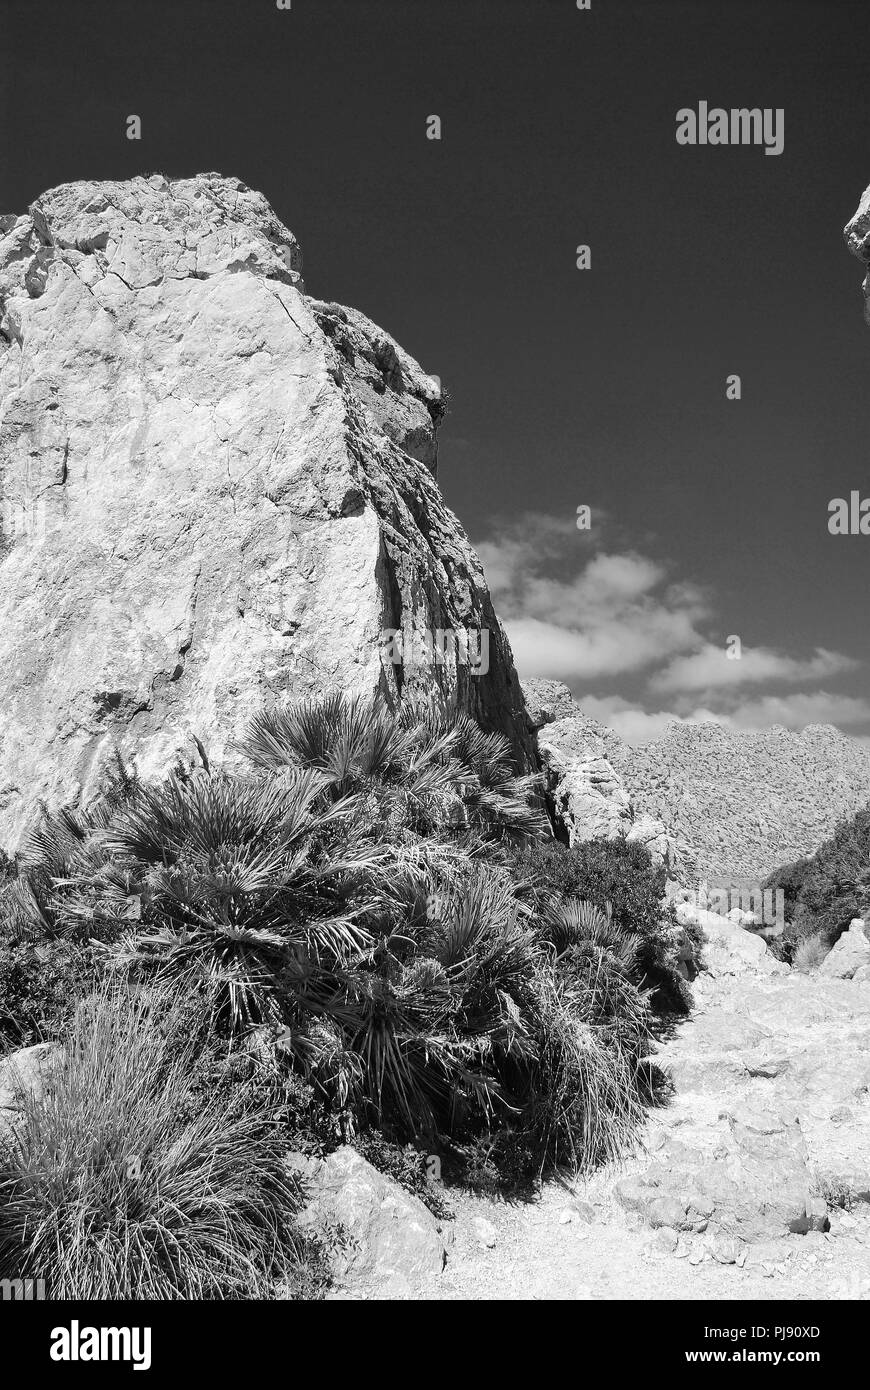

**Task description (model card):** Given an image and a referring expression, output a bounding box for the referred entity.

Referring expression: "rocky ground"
[324,912,870,1301]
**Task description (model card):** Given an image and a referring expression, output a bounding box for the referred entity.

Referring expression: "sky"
[2,0,869,744]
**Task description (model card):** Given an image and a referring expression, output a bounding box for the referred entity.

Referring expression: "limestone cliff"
[845,180,870,323]
[0,174,533,846]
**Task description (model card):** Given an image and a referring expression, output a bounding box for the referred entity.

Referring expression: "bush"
[764,808,870,961]
[2,695,654,1187]
[0,938,96,1048]
[0,978,315,1299]
[792,933,830,973]
[523,963,646,1171]
[504,838,689,1014]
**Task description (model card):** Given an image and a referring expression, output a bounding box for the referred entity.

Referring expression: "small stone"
[830,1106,853,1124]
[708,1233,740,1264]
[804,1197,830,1233]
[559,1209,573,1225]
[472,1217,498,1249]
[651,1226,679,1255]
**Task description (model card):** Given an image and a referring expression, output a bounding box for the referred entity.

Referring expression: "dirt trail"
[377,912,870,1301]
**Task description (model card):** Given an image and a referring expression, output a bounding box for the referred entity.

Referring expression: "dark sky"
[3,0,870,741]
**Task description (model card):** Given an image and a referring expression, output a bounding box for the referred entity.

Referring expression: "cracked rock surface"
[0,174,533,845]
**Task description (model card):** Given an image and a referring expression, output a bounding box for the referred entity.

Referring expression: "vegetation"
[503,837,692,1013]
[792,933,830,973]
[0,692,686,1294]
[764,807,870,961]
[0,977,318,1299]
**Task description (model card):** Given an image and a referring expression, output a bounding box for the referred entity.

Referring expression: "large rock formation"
[0,174,533,846]
[845,181,870,323]
[522,678,692,877]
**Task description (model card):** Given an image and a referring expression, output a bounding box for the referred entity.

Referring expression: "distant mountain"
[522,681,870,881]
[616,721,870,881]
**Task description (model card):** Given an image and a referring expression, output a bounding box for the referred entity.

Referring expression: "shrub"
[0,978,314,1299]
[0,938,96,1048]
[504,838,689,1014]
[764,807,870,960]
[792,933,830,973]
[811,1169,858,1212]
[523,963,645,1171]
[3,696,652,1186]
[240,691,547,841]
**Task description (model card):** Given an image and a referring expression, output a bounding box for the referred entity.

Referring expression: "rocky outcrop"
[820,919,870,980]
[522,679,690,875]
[286,1146,450,1294]
[845,181,870,323]
[0,1042,62,1147]
[0,175,533,847]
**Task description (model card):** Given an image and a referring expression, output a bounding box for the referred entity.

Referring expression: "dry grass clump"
[0,978,308,1299]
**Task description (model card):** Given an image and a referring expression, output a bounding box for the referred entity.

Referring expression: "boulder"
[0,175,534,848]
[675,900,786,978]
[0,1042,63,1145]
[286,1146,449,1293]
[520,678,583,732]
[536,716,686,871]
[819,920,870,980]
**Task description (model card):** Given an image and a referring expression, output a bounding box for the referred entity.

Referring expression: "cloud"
[579,695,707,745]
[478,516,710,681]
[473,511,866,744]
[651,644,858,695]
[722,691,870,731]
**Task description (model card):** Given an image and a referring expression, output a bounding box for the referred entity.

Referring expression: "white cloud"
[479,517,711,681]
[723,691,870,731]
[474,511,866,743]
[651,644,858,695]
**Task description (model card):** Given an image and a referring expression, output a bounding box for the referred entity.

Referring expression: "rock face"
[845,181,870,324]
[523,679,691,876]
[286,1145,449,1293]
[0,174,533,847]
